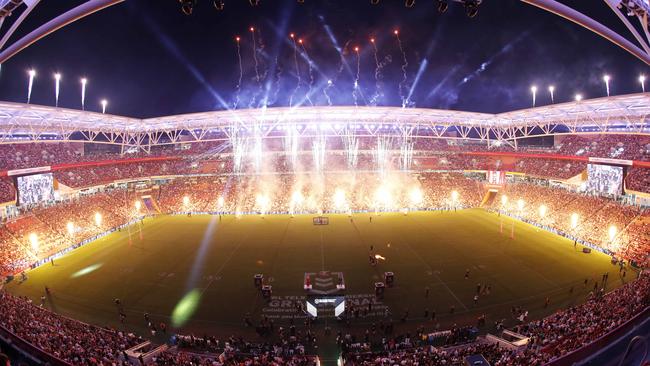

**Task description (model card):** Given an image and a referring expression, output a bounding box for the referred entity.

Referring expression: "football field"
[5,208,629,340]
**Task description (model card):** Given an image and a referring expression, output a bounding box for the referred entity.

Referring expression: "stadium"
[0,1,649,366]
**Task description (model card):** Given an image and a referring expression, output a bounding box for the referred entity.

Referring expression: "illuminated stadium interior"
[0,1,649,366]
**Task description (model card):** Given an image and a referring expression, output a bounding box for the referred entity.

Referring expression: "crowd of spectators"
[342,275,649,365]
[150,333,317,365]
[1,274,646,365]
[0,292,142,365]
[555,135,650,161]
[512,273,650,364]
[53,159,193,188]
[0,178,15,203]
[0,190,143,276]
[490,182,647,265]
[0,135,647,198]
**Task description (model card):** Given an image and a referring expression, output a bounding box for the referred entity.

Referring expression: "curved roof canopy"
[0,93,648,147]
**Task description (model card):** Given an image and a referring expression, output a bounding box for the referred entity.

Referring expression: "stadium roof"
[0,93,648,148]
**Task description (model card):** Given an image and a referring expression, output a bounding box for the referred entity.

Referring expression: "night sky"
[0,0,647,118]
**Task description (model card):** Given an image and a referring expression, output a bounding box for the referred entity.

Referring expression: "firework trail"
[248,27,262,107]
[370,39,380,105]
[323,79,333,106]
[250,28,261,84]
[256,31,269,108]
[394,30,410,108]
[353,47,361,106]
[289,34,301,107]
[326,39,351,106]
[271,57,283,105]
[300,40,314,106]
[369,38,390,106]
[234,36,243,109]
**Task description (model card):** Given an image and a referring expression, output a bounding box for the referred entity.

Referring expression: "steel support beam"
[522,0,650,66]
[0,0,124,64]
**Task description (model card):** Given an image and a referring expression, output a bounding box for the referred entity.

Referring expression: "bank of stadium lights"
[538,204,547,218]
[183,0,475,15]
[94,212,102,226]
[530,85,537,107]
[179,0,196,15]
[135,200,142,211]
[80,78,87,111]
[640,75,647,93]
[463,0,480,17]
[575,94,583,102]
[101,99,108,114]
[436,0,449,13]
[54,73,61,107]
[548,85,555,104]
[517,199,525,211]
[183,195,190,206]
[26,69,36,104]
[603,74,611,97]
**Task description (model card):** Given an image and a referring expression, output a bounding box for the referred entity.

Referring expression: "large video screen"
[586,164,623,195]
[17,173,55,206]
[487,171,505,185]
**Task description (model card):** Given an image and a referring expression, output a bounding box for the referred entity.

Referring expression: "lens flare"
[171,289,201,328]
[70,263,103,279]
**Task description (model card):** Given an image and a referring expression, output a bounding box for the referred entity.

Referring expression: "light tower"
[80,77,88,110]
[54,73,61,107]
[27,69,36,103]
[640,74,646,93]
[548,85,555,103]
[530,85,537,107]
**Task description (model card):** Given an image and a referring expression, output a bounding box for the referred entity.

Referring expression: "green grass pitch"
[5,209,629,340]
